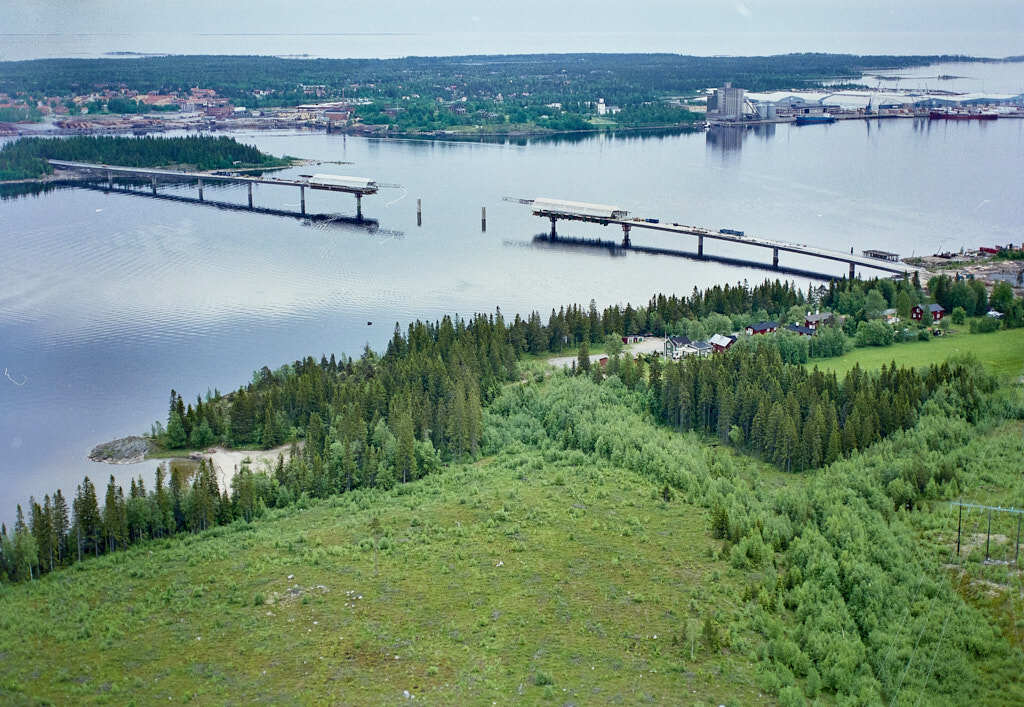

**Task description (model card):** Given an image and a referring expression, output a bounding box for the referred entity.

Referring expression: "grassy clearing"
[0,452,771,705]
[808,327,1024,380]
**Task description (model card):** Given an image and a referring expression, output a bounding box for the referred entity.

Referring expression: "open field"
[808,327,1024,379]
[0,451,769,705]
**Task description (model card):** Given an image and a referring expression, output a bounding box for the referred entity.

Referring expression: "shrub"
[969,316,1001,334]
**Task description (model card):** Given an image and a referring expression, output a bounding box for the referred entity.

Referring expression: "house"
[785,323,815,336]
[804,311,834,329]
[745,321,779,336]
[683,340,714,357]
[709,333,736,352]
[911,304,945,322]
[986,310,1004,319]
[881,308,900,324]
[621,334,645,344]
[664,335,691,359]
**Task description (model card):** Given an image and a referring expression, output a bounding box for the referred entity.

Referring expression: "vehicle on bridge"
[304,174,379,194]
[531,198,628,220]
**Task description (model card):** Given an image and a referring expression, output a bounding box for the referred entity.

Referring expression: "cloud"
[736,2,752,18]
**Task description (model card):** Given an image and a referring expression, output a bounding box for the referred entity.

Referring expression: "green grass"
[808,327,1024,380]
[0,453,769,705]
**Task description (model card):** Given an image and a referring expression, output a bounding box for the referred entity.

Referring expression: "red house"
[911,304,945,322]
[745,321,778,336]
[709,333,736,352]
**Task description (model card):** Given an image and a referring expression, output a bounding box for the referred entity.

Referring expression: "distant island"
[0,135,294,181]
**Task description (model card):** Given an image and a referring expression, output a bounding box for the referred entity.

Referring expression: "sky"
[1,0,1023,57]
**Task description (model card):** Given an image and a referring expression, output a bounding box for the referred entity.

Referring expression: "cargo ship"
[794,114,837,125]
[929,110,997,121]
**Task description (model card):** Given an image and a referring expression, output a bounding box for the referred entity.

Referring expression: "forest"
[4,274,1023,584]
[1,272,1023,702]
[0,135,291,181]
[0,54,984,106]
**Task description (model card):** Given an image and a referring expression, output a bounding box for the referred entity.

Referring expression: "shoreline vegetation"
[1,274,1023,702]
[0,135,294,181]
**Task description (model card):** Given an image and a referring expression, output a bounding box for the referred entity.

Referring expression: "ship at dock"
[929,110,998,121]
[794,114,837,125]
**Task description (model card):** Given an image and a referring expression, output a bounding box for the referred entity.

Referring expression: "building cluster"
[703,83,1024,124]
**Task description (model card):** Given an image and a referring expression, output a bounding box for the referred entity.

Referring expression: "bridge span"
[48,160,383,218]
[508,197,917,279]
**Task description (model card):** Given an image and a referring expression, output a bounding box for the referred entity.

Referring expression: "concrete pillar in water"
[151,176,157,195]
[356,193,363,220]
[417,198,422,226]
[849,262,855,280]
[197,178,203,202]
[549,216,558,238]
[481,206,486,232]
[772,247,779,268]
[698,234,704,257]
[622,224,631,248]
[248,182,253,208]
[300,185,306,215]
[106,170,112,191]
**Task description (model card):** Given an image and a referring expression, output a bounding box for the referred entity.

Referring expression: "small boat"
[794,114,837,125]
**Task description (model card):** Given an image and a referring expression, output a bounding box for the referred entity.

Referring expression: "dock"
[508,197,917,279]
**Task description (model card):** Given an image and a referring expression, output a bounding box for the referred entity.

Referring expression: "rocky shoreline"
[88,436,152,464]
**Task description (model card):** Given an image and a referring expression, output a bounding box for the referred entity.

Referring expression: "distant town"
[2,53,1022,138]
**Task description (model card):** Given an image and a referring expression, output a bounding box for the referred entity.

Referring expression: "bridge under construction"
[507,197,918,279]
[48,160,382,219]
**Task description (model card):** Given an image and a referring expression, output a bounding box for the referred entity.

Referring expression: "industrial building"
[708,83,747,121]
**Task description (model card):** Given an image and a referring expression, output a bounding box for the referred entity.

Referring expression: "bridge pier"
[300,185,306,215]
[549,216,558,239]
[772,247,779,268]
[248,182,253,208]
[106,170,112,191]
[698,234,704,258]
[197,178,203,202]
[151,176,157,195]
[849,262,855,280]
[356,193,363,220]
[622,224,631,248]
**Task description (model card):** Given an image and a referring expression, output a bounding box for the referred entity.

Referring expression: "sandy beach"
[199,444,294,490]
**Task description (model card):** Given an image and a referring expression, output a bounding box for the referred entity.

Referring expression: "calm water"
[1,112,1023,522]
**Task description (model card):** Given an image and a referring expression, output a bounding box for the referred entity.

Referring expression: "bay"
[1,102,1022,523]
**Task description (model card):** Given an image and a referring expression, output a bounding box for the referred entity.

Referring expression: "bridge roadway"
[48,159,378,217]
[535,209,916,279]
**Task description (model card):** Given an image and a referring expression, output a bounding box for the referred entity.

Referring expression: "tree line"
[0,54,979,107]
[0,135,290,180]
[0,312,510,582]
[654,346,982,471]
[5,275,1022,583]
